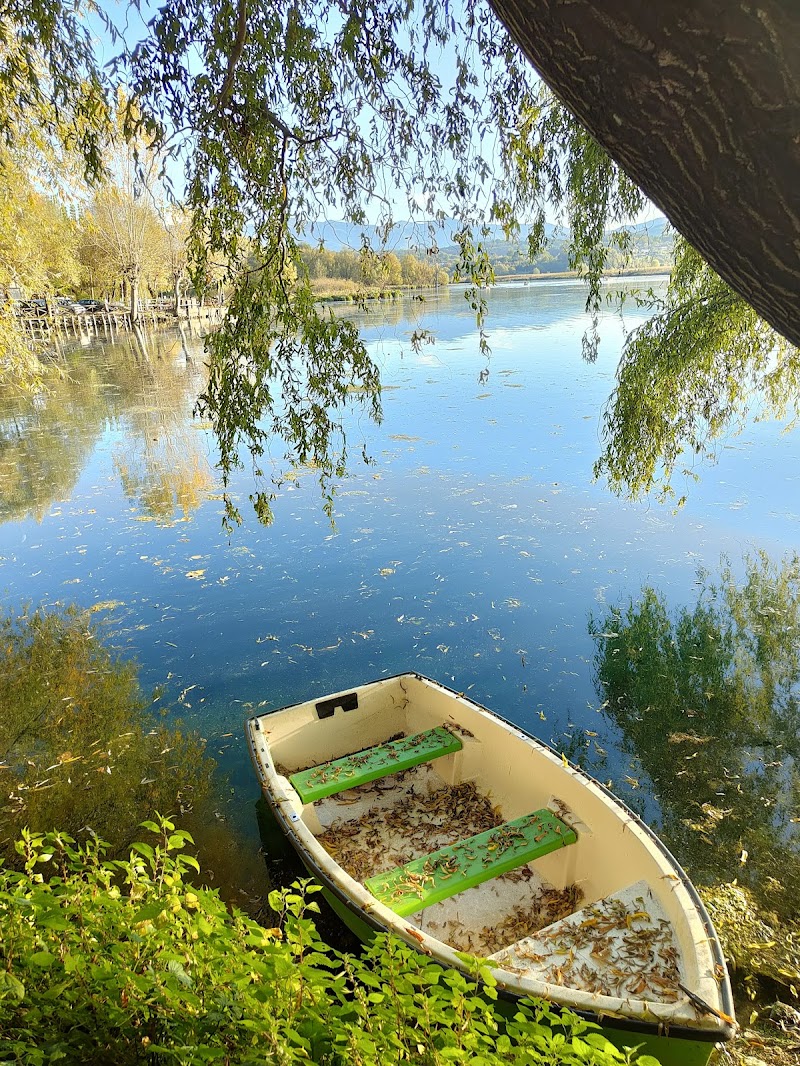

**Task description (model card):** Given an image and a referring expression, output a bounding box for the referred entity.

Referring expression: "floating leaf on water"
[89,600,124,614]
[185,569,206,580]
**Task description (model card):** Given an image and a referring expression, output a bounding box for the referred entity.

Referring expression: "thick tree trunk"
[490,0,800,347]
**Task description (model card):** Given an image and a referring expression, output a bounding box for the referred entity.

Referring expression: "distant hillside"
[301,218,558,254]
[299,216,673,277]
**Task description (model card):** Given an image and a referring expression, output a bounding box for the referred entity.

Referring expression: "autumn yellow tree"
[0,148,83,383]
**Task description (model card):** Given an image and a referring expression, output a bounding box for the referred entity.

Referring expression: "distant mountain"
[299,214,672,277]
[610,217,670,237]
[300,218,559,252]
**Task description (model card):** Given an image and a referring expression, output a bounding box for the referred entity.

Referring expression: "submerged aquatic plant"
[0,603,215,865]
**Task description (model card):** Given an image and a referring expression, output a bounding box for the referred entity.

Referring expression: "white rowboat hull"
[247,672,735,1064]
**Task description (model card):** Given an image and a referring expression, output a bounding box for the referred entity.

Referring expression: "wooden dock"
[17,303,224,342]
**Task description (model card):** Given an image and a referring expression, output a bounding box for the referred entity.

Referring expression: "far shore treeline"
[3,136,673,322]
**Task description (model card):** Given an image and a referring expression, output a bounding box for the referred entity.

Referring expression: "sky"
[85,0,664,241]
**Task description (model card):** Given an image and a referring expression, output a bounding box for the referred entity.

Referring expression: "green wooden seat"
[364,808,577,917]
[289,727,462,804]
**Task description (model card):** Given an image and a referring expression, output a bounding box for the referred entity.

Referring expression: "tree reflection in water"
[0,329,214,526]
[590,551,800,921]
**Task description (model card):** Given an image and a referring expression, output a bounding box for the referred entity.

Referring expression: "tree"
[163,207,192,313]
[2,0,798,518]
[489,0,800,349]
[595,238,800,502]
[0,147,82,383]
[82,135,170,320]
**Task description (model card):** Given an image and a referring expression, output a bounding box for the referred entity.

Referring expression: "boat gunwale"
[246,670,735,1045]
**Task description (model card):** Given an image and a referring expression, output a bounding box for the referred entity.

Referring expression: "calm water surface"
[2,280,798,903]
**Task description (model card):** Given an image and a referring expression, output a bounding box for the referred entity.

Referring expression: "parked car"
[54,298,87,315]
[77,299,130,314]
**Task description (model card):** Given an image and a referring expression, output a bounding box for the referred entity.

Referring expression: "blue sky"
[86,0,663,237]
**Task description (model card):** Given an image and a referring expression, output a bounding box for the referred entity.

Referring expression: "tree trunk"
[130,274,140,323]
[172,272,182,316]
[490,0,800,347]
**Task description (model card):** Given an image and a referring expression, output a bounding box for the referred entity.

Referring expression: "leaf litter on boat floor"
[315,764,582,956]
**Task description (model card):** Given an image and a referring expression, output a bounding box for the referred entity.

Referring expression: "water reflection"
[0,329,214,526]
[2,280,799,915]
[343,278,661,349]
[0,368,106,523]
[590,551,800,919]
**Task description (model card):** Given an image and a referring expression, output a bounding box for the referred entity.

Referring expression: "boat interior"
[256,673,717,1012]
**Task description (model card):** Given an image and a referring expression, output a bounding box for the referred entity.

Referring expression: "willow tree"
[1,0,797,517]
[118,0,645,522]
[490,0,800,350]
[595,239,800,503]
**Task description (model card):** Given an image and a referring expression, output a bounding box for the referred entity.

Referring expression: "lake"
[2,279,798,912]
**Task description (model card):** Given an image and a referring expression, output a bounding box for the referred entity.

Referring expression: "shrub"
[0,819,660,1065]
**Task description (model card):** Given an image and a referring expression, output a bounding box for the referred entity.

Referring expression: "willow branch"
[218,0,248,108]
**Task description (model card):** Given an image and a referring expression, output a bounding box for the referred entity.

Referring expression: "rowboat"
[246,672,735,1065]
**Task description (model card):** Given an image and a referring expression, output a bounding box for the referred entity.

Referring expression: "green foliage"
[500,95,645,359]
[0,604,216,864]
[589,550,800,918]
[0,3,111,185]
[119,0,654,522]
[596,239,800,501]
[9,0,785,518]
[0,819,657,1065]
[0,147,83,390]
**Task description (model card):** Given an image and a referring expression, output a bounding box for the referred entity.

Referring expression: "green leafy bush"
[0,819,660,1065]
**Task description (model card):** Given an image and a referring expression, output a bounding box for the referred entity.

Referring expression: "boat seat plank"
[365,808,577,917]
[289,727,462,803]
